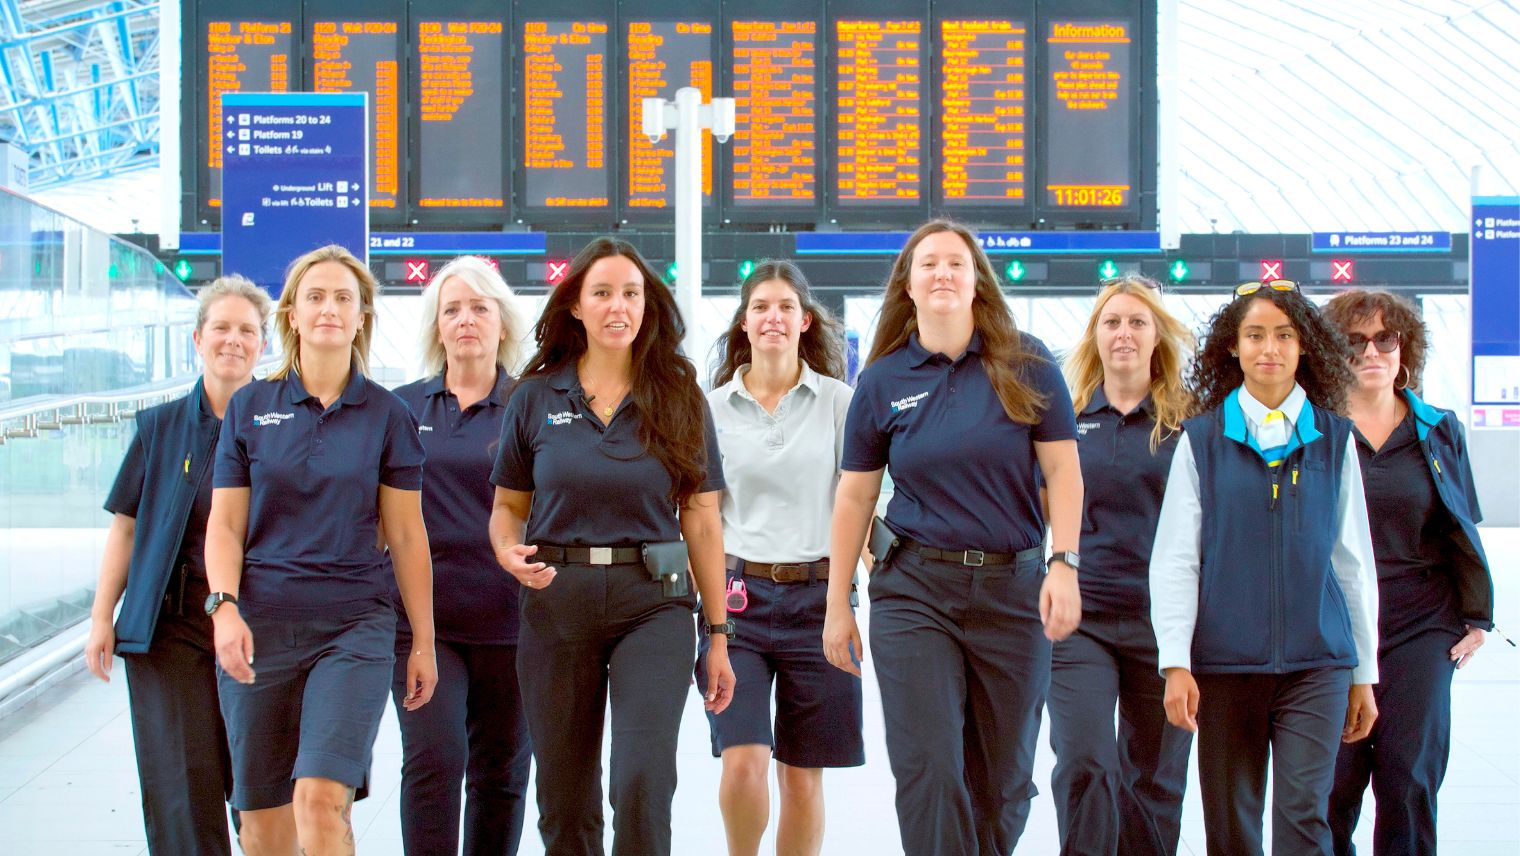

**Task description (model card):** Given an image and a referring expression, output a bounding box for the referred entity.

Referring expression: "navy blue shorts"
[217,604,395,810]
[696,572,865,769]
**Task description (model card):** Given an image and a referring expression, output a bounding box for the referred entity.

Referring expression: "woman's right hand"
[822,603,863,677]
[213,608,257,685]
[498,543,557,589]
[1163,667,1199,733]
[84,617,114,682]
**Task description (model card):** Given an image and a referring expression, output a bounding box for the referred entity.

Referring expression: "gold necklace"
[582,376,631,418]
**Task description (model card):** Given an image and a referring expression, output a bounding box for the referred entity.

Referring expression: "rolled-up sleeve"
[1149,431,1202,675]
[1332,440,1380,684]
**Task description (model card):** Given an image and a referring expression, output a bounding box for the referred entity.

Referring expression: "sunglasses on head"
[1235,279,1301,297]
[1102,276,1163,292]
[1347,329,1401,354]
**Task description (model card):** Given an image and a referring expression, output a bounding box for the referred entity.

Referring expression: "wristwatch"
[703,617,736,640]
[204,592,238,616]
[1047,550,1080,572]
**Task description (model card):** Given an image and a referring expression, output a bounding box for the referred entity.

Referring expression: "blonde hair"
[867,219,1048,424]
[269,244,377,380]
[417,255,526,375]
[197,274,273,340]
[1064,276,1195,451]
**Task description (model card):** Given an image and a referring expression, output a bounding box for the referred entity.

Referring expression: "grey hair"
[197,274,274,339]
[418,255,526,375]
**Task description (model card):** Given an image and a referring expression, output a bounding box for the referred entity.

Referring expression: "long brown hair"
[1065,275,1195,451]
[867,219,1047,424]
[268,244,377,380]
[711,259,845,386]
[521,237,708,505]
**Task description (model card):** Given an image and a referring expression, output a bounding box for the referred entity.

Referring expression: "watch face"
[204,593,221,616]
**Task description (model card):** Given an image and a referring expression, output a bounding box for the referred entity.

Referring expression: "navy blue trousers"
[517,562,696,856]
[1196,668,1352,856]
[390,633,531,856]
[1329,629,1459,855]
[869,549,1049,856]
[1048,611,1192,856]
[122,570,235,855]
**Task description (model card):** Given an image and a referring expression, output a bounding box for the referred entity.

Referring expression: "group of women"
[85,218,1493,856]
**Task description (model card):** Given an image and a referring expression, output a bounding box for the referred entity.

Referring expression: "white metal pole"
[673,86,703,348]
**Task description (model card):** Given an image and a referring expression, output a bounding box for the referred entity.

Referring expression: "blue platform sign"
[1470,196,1520,429]
[795,231,1162,256]
[221,92,368,296]
[1311,231,1451,253]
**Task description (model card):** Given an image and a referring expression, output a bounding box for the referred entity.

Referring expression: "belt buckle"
[770,564,802,583]
[962,550,985,567]
[588,546,613,565]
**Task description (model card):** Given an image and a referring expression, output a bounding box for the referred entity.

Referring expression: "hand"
[498,543,557,590]
[212,607,256,685]
[1451,625,1486,668]
[822,602,863,677]
[703,640,736,714]
[403,649,438,711]
[84,616,115,682]
[1040,563,1081,642]
[1163,667,1199,733]
[1343,683,1378,742]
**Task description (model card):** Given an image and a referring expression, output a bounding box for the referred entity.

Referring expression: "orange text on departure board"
[835,20,921,203]
[523,21,609,207]
[627,22,713,209]
[205,20,291,191]
[417,21,505,208]
[732,20,816,204]
[940,20,1026,202]
[312,21,401,206]
[1047,21,1129,207]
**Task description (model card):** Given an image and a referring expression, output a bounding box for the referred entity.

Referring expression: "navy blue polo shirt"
[1075,389,1179,616]
[213,366,425,619]
[490,364,724,546]
[392,371,520,645]
[842,331,1077,553]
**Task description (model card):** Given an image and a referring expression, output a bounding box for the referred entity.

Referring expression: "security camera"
[714,132,731,144]
[648,133,664,145]
[711,97,737,146]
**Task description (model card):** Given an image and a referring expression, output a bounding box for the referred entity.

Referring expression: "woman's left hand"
[1342,683,1378,743]
[1450,625,1486,668]
[403,649,438,712]
[703,639,736,714]
[1040,564,1082,642]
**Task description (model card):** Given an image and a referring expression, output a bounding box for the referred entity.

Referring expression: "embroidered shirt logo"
[890,391,930,413]
[547,410,582,426]
[1077,420,1101,437]
[253,411,295,427]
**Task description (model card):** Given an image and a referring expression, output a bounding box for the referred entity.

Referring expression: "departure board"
[521,20,611,210]
[940,19,1028,205]
[1044,19,1132,209]
[201,19,294,209]
[833,19,924,207]
[310,18,404,210]
[414,18,507,211]
[626,20,714,211]
[730,20,818,209]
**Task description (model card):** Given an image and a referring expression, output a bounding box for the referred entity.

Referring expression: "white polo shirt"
[707,363,853,564]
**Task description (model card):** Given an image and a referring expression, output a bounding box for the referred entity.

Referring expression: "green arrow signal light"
[1170,259,1190,282]
[173,259,193,281]
[1098,260,1119,279]
[1004,260,1026,282]
[738,259,756,280]
[665,261,678,281]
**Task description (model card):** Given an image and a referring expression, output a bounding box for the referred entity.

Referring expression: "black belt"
[725,555,829,583]
[537,544,643,565]
[899,537,1041,568]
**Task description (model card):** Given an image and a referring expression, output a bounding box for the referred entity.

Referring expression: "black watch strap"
[703,618,736,640]
[1048,550,1080,572]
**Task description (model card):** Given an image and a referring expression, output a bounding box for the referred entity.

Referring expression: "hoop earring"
[1396,364,1411,390]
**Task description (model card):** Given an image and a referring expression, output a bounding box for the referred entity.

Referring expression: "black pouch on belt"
[868,516,901,568]
[642,541,690,597]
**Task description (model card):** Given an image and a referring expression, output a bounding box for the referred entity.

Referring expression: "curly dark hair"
[1322,289,1427,392]
[1190,289,1355,414]
[711,260,846,386]
[522,237,709,505]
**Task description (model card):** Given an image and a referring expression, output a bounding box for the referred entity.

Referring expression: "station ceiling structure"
[5,0,1518,233]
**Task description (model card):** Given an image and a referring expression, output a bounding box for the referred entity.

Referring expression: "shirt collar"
[1080,385,1156,418]
[721,362,822,403]
[906,330,984,368]
[424,367,512,408]
[1224,383,1321,449]
[283,361,369,409]
[546,363,581,394]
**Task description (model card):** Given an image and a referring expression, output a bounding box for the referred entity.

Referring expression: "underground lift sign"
[221,92,369,297]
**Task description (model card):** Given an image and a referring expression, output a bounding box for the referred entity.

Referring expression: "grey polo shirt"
[708,363,853,564]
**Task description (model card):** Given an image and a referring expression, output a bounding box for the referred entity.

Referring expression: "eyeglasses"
[1235,279,1301,297]
[1346,329,1401,354]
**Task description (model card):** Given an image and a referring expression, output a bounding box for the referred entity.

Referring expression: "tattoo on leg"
[342,789,355,854]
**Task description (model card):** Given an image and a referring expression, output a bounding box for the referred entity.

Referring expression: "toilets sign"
[1470,196,1520,429]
